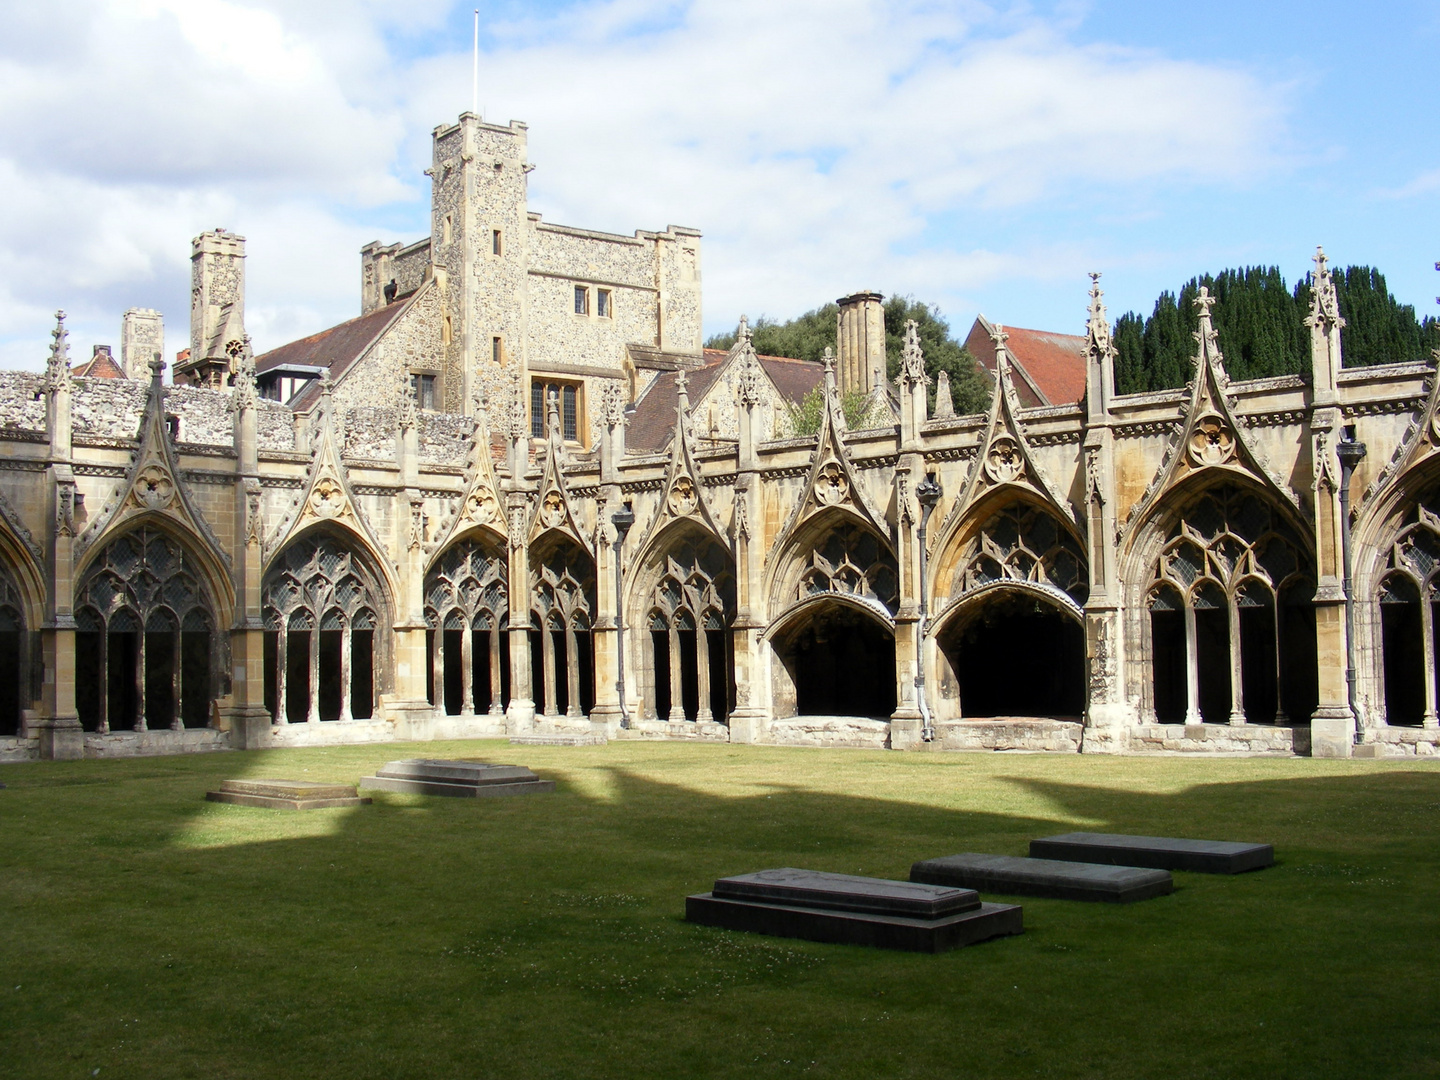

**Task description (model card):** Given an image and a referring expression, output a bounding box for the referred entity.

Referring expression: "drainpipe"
[915,472,943,741]
[1336,427,1366,743]
[611,501,635,728]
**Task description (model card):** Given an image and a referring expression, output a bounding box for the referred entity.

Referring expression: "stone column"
[890,459,923,749]
[695,628,713,723]
[727,344,769,743]
[505,494,536,728]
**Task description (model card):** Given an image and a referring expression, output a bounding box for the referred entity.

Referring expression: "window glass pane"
[420,375,436,410]
[492,336,502,365]
[574,286,587,315]
[563,386,577,440]
[531,382,544,437]
[597,290,610,318]
[492,230,502,255]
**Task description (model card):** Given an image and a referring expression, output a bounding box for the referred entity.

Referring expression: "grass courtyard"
[1,741,1437,1079]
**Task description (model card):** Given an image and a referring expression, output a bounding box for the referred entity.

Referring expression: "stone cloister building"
[2,111,1439,762]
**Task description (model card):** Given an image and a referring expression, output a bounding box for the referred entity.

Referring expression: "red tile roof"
[74,347,126,379]
[964,317,1086,407]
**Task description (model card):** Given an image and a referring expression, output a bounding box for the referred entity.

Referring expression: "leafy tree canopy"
[1112,265,1440,395]
[706,295,992,417]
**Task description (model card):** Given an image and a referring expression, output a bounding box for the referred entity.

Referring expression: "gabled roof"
[254,298,412,410]
[964,316,1086,407]
[74,347,126,379]
[626,347,825,452]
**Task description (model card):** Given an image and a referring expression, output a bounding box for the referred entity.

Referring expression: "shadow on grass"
[2,748,1439,1080]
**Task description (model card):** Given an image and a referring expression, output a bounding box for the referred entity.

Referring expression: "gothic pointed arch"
[1121,288,1304,552]
[527,392,591,555]
[264,379,394,602]
[767,509,899,630]
[931,333,1078,570]
[73,361,233,608]
[632,371,729,566]
[426,398,507,560]
[765,361,891,609]
[73,523,227,732]
[261,523,394,723]
[0,497,46,632]
[424,530,511,717]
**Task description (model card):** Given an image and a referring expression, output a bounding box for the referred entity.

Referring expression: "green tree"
[785,386,874,437]
[708,295,992,418]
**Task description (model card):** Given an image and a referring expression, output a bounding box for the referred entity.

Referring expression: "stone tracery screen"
[530,539,596,718]
[644,537,736,723]
[949,503,1088,607]
[0,562,27,736]
[73,527,217,733]
[425,537,509,716]
[262,532,384,723]
[796,520,899,615]
[1144,484,1313,725]
[1375,491,1440,725]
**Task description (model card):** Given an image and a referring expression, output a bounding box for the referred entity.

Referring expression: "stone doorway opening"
[938,590,1084,719]
[771,601,896,718]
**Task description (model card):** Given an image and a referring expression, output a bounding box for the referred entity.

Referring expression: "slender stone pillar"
[696,628,713,722]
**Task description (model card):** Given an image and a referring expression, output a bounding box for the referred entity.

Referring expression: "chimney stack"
[835,291,885,397]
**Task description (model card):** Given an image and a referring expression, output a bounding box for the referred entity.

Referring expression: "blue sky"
[0,0,1436,369]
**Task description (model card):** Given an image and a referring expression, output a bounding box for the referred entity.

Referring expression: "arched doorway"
[934,501,1088,719]
[772,600,896,717]
[0,562,29,737]
[1371,492,1440,726]
[1144,483,1313,725]
[425,536,510,716]
[73,527,219,732]
[262,531,387,723]
[639,534,735,723]
[938,589,1084,718]
[768,519,899,719]
[530,536,595,718]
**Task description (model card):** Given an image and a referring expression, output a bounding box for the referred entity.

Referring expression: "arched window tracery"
[425,538,509,716]
[0,563,28,736]
[796,521,898,614]
[644,538,735,723]
[1376,493,1440,726]
[949,503,1088,606]
[530,540,595,718]
[262,533,384,723]
[1144,484,1313,725]
[74,528,218,732]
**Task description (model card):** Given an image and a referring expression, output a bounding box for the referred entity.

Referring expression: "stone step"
[509,734,607,747]
[205,778,370,810]
[1029,832,1274,874]
[911,852,1173,902]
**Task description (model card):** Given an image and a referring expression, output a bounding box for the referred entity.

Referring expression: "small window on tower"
[574,285,589,315]
[562,385,578,440]
[597,289,611,318]
[492,230,502,256]
[492,336,503,365]
[410,373,437,411]
[531,382,545,438]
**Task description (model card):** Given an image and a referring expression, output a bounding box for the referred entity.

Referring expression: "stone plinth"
[911,852,1173,902]
[206,779,370,810]
[685,868,1023,953]
[509,733,606,747]
[1029,832,1274,874]
[358,759,555,798]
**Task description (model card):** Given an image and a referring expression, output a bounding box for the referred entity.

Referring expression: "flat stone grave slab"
[686,868,1022,953]
[910,852,1173,903]
[1029,832,1274,874]
[206,779,370,810]
[358,759,555,798]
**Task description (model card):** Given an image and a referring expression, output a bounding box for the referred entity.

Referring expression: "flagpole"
[472,9,479,116]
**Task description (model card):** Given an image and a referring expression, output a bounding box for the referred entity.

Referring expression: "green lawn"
[1,742,1437,1079]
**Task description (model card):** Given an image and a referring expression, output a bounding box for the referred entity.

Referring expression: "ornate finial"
[229,335,257,413]
[822,347,835,378]
[901,320,926,386]
[472,379,488,421]
[1193,286,1217,320]
[148,354,166,385]
[397,366,418,432]
[1308,245,1343,329]
[738,314,751,347]
[738,332,763,408]
[675,368,689,406]
[988,321,1009,353]
[320,367,333,397]
[933,370,955,419]
[46,310,71,392]
[1086,272,1112,357]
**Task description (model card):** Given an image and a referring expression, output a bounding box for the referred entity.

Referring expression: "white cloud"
[0,0,1292,370]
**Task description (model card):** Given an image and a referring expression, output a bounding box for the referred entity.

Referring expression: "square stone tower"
[120,308,164,380]
[180,229,246,387]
